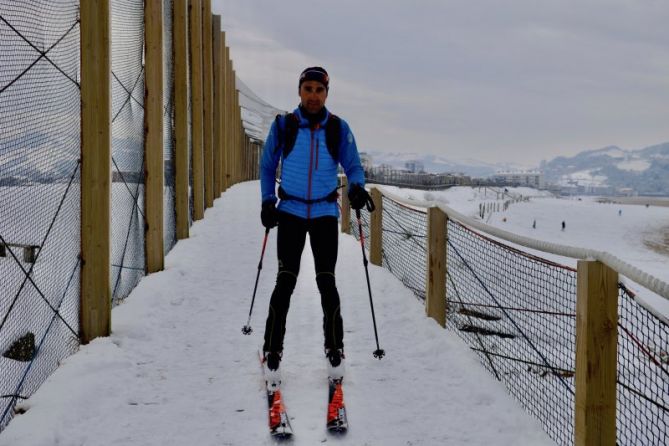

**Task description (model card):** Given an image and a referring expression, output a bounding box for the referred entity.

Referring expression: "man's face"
[299,80,328,114]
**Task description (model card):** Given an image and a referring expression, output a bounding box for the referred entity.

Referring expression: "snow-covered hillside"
[385,185,669,317]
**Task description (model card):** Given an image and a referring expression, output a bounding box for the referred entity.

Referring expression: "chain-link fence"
[617,284,669,446]
[348,189,669,446]
[111,0,146,303]
[446,221,578,445]
[1,0,268,434]
[163,0,177,255]
[0,0,81,431]
[381,197,427,300]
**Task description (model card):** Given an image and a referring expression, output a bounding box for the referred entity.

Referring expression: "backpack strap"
[276,112,341,161]
[324,114,341,162]
[274,113,300,159]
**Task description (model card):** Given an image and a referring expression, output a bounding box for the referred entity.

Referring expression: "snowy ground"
[382,185,669,317]
[0,181,555,446]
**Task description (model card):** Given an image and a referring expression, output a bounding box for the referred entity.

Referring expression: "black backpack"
[274,112,342,162]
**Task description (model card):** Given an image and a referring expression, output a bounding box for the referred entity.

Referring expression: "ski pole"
[242,227,271,335]
[355,208,385,359]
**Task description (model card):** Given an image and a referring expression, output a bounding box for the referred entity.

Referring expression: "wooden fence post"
[223,45,231,191]
[201,0,213,208]
[174,0,189,239]
[188,0,204,220]
[340,177,350,234]
[80,0,111,343]
[575,260,618,446]
[234,83,240,184]
[369,187,383,266]
[212,15,222,198]
[230,65,236,186]
[255,142,260,180]
[243,136,247,180]
[426,206,447,326]
[144,0,164,273]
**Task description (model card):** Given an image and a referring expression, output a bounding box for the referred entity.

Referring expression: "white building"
[405,160,424,173]
[492,171,545,189]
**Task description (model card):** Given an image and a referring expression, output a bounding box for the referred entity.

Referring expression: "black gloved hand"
[348,184,374,211]
[261,201,279,228]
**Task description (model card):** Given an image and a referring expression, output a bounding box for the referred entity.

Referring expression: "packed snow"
[616,159,651,172]
[0,182,555,446]
[557,169,608,187]
[380,185,669,318]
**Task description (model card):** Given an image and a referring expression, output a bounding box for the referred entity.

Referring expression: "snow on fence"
[0,0,271,433]
[342,182,669,446]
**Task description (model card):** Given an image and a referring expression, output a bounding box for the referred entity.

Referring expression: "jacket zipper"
[306,126,317,219]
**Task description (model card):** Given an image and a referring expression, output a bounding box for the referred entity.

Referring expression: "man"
[259,67,372,389]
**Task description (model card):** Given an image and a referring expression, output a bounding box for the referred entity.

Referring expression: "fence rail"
[0,0,271,432]
[344,185,669,446]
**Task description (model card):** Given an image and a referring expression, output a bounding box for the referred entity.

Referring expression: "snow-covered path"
[0,181,553,446]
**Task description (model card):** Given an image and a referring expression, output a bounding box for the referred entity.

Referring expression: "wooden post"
[225,56,231,188]
[369,187,383,266]
[575,260,618,446]
[144,0,164,273]
[173,0,189,239]
[340,176,350,234]
[201,0,213,208]
[425,206,447,326]
[231,81,237,186]
[252,142,258,180]
[247,136,251,180]
[80,0,111,343]
[212,16,222,198]
[255,142,260,180]
[244,134,253,181]
[230,59,236,186]
[222,45,231,191]
[229,64,235,187]
[243,135,248,180]
[188,0,204,220]
[233,80,239,185]
[238,94,243,182]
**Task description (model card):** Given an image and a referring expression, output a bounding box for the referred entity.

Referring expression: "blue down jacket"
[260,107,365,219]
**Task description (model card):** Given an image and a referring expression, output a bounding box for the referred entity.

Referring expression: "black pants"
[263,211,343,353]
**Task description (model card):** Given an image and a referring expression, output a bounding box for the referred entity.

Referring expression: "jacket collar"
[295,105,329,128]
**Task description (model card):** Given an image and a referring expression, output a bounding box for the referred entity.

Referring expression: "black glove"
[261,201,279,228]
[348,184,374,211]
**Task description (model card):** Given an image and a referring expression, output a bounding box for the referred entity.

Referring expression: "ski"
[267,388,293,439]
[258,350,293,439]
[327,378,348,433]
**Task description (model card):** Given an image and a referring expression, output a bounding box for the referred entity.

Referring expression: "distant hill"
[365,141,669,195]
[541,142,669,195]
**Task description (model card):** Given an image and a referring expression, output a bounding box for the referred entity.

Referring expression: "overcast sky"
[211,0,669,166]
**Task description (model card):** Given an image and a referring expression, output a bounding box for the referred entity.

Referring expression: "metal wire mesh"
[617,284,669,446]
[348,192,669,445]
[380,197,427,300]
[187,8,193,225]
[163,0,176,255]
[111,0,145,303]
[0,0,80,430]
[446,220,577,446]
[0,0,273,435]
